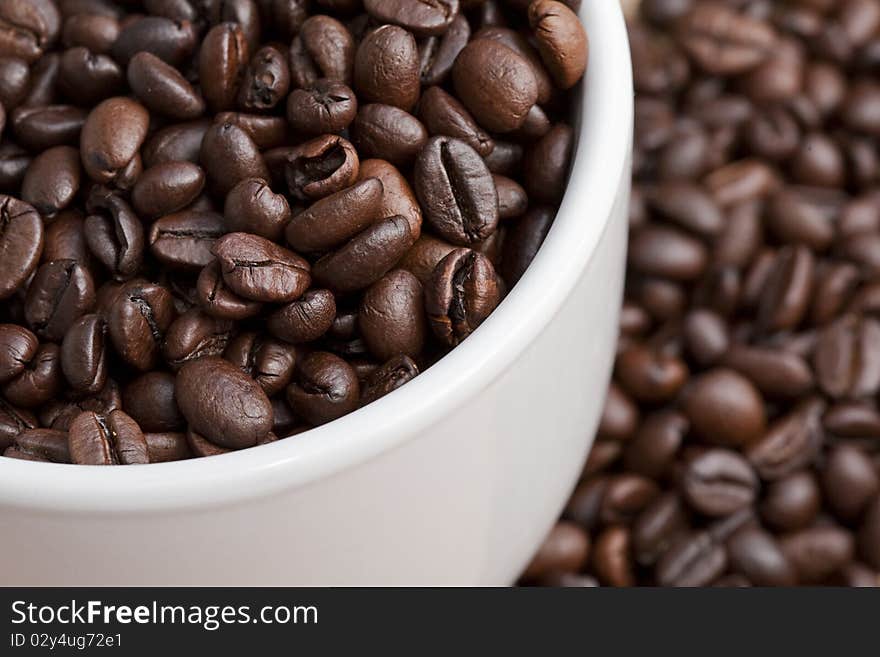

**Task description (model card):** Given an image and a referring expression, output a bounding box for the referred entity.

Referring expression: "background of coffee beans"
[0,0,587,464]
[523,0,880,587]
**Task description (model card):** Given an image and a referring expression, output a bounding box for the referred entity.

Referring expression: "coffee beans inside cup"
[0,0,588,464]
[524,0,880,587]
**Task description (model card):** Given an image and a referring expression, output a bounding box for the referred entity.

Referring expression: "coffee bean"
[267,289,336,345]
[216,111,288,149]
[656,530,727,587]
[359,269,426,361]
[0,196,44,300]
[200,121,268,196]
[360,354,419,404]
[528,0,588,89]
[176,355,272,448]
[290,15,354,87]
[632,492,689,566]
[677,3,776,75]
[107,280,175,371]
[224,332,297,396]
[111,16,196,67]
[364,0,458,37]
[131,161,205,219]
[148,210,226,271]
[523,123,573,205]
[822,445,879,522]
[2,342,61,408]
[814,314,880,399]
[726,526,797,587]
[623,410,687,479]
[79,96,148,185]
[681,448,759,517]
[127,51,205,120]
[162,307,233,370]
[760,471,821,533]
[284,133,358,202]
[600,474,660,526]
[121,371,184,433]
[212,232,310,303]
[286,79,357,136]
[144,431,192,463]
[781,525,855,583]
[239,45,289,111]
[418,13,469,86]
[287,351,359,425]
[57,46,124,106]
[224,178,290,242]
[69,409,149,465]
[62,13,119,54]
[196,259,263,320]
[12,428,70,463]
[592,526,635,587]
[425,248,501,346]
[500,205,554,285]
[0,398,37,450]
[721,345,814,399]
[24,260,95,342]
[746,398,825,481]
[597,383,639,443]
[84,187,144,279]
[142,120,210,167]
[21,145,81,216]
[859,496,880,570]
[629,224,707,281]
[522,521,590,581]
[418,86,493,158]
[351,104,427,168]
[354,24,419,111]
[60,313,107,394]
[616,344,688,403]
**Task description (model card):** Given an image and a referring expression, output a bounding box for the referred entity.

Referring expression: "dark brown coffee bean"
[351,104,427,168]
[359,269,426,361]
[766,189,834,252]
[452,38,538,133]
[747,398,825,481]
[522,123,573,205]
[682,448,759,517]
[824,401,880,438]
[0,398,37,450]
[121,371,184,433]
[68,409,149,465]
[284,133,358,202]
[814,314,880,399]
[131,162,205,219]
[632,492,689,566]
[196,259,263,320]
[176,355,272,448]
[522,521,590,581]
[760,471,821,533]
[364,0,458,37]
[0,143,31,191]
[823,444,879,522]
[720,345,814,399]
[360,354,418,404]
[755,245,814,334]
[215,112,288,149]
[354,24,419,111]
[12,428,70,463]
[0,196,44,299]
[199,22,249,113]
[860,497,880,570]
[656,530,728,587]
[200,121,268,196]
[111,15,196,66]
[224,332,297,396]
[623,410,687,479]
[727,526,797,587]
[597,383,639,443]
[682,309,728,366]
[286,79,357,136]
[677,3,776,75]
[781,526,855,583]
[313,214,415,293]
[681,369,766,448]
[592,526,635,587]
[107,280,175,371]
[57,46,124,106]
[0,0,59,63]
[425,248,501,346]
[616,343,688,403]
[142,120,210,167]
[127,51,205,120]
[84,187,144,279]
[62,13,119,53]
[60,313,106,394]
[2,342,61,408]
[24,260,94,341]
[79,96,148,185]
[290,15,354,87]
[629,224,707,281]
[418,86,493,157]
[600,474,660,526]
[811,262,860,325]
[238,44,289,111]
[267,289,336,345]
[285,178,384,253]
[162,307,233,370]
[144,431,192,462]
[418,12,469,86]
[704,158,778,207]
[414,136,498,246]
[212,232,311,303]
[500,205,553,286]
[21,145,80,217]
[528,0,588,89]
[149,210,226,271]
[0,323,38,384]
[287,350,359,425]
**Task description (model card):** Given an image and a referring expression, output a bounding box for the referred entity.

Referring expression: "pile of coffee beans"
[0,0,588,464]
[525,0,880,586]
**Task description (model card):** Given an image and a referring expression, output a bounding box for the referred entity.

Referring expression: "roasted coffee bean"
[222,179,287,242]
[84,187,144,279]
[760,471,821,533]
[656,530,728,587]
[522,123,573,205]
[111,16,196,67]
[747,398,825,481]
[107,280,175,371]
[287,351,359,426]
[62,13,119,54]
[12,428,70,463]
[597,383,639,443]
[726,526,796,587]
[127,51,205,120]
[149,210,226,271]
[21,145,80,216]
[632,493,689,566]
[0,196,44,300]
[68,409,149,465]
[2,342,61,408]
[359,269,426,361]
[196,259,263,320]
[200,121,268,196]
[286,79,357,136]
[57,47,124,106]
[121,371,184,433]
[522,521,590,581]
[289,15,354,87]
[528,0,588,90]
[351,103,427,168]
[132,162,205,219]
[418,13,469,86]
[453,38,538,133]
[418,86,493,158]
[500,205,553,286]
[0,399,37,450]
[681,448,759,517]
[0,323,38,384]
[212,232,310,303]
[176,355,272,448]
[822,445,879,522]
[0,57,31,110]
[215,112,288,149]
[414,136,498,246]
[860,497,880,570]
[592,526,635,587]
[162,308,233,370]
[0,143,31,191]
[721,345,814,399]
[363,0,457,37]
[313,214,415,293]
[616,344,688,404]
[224,332,297,396]
[814,314,880,399]
[677,3,776,75]
[629,224,707,281]
[360,354,418,404]
[354,25,419,112]
[600,474,659,526]
[682,309,728,366]
[623,410,687,479]
[142,120,210,167]
[79,96,148,186]
[267,289,336,344]
[781,526,855,584]
[285,178,383,253]
[24,260,94,341]
[144,431,192,462]
[60,313,106,394]
[284,134,358,202]
[239,45,289,111]
[425,248,501,346]
[682,369,766,448]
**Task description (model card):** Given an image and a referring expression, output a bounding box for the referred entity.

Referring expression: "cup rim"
[0,0,633,512]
